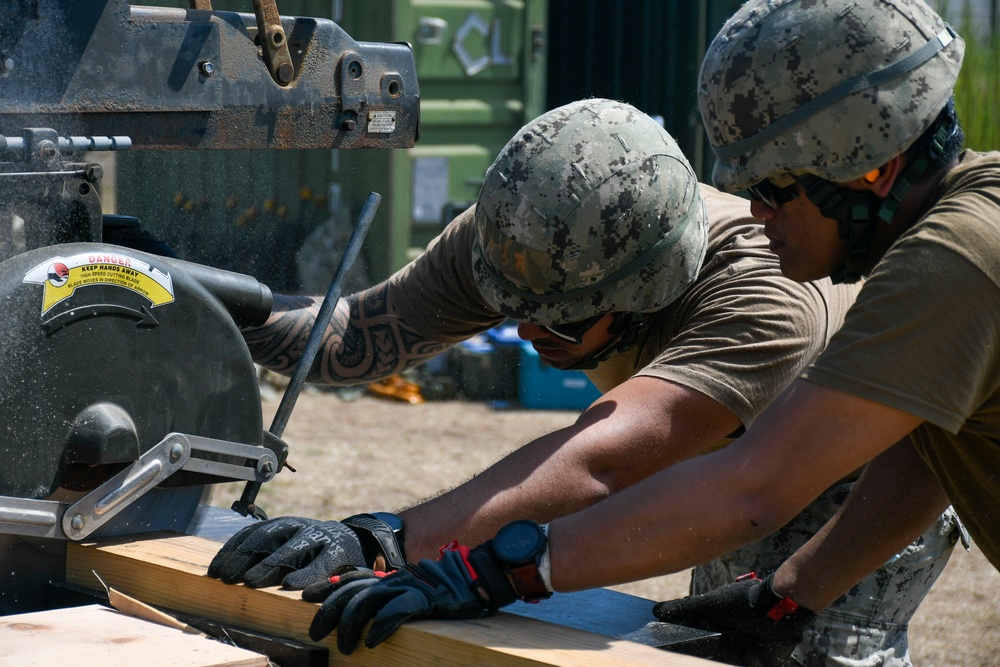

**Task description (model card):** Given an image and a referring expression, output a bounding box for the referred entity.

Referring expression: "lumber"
[65,533,721,667]
[0,604,267,667]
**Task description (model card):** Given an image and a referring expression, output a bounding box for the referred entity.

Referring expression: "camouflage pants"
[691,480,964,667]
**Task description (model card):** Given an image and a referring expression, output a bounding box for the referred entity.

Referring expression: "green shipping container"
[333,0,548,280]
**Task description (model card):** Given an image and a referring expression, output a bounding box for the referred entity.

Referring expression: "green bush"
[937,1,1000,149]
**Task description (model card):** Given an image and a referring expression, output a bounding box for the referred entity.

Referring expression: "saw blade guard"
[0,242,274,501]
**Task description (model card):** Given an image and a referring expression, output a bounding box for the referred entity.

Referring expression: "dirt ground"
[210,390,1000,666]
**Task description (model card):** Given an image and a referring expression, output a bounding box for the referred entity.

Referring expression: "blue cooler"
[518,342,602,410]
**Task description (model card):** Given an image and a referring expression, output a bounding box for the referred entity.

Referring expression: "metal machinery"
[0,0,418,614]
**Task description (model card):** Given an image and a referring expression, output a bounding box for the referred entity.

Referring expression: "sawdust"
[209,390,1000,666]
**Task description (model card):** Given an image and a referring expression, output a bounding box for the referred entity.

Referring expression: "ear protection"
[863,169,880,183]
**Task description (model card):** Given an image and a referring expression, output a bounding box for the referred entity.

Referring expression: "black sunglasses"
[542,313,608,345]
[747,178,800,209]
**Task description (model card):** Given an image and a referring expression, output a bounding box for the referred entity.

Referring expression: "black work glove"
[309,541,519,654]
[208,516,367,589]
[652,573,817,667]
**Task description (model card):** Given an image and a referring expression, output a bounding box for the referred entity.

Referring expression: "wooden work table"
[59,532,722,667]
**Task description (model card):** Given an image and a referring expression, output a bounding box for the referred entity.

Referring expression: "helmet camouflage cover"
[472,98,708,325]
[699,0,965,192]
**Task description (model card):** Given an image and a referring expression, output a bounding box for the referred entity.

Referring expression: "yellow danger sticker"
[23,251,175,314]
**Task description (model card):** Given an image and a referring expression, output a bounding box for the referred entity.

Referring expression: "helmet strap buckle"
[798,174,883,283]
[564,312,645,371]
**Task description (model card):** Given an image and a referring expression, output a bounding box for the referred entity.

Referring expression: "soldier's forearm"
[242,294,327,377]
[772,437,950,611]
[242,287,451,386]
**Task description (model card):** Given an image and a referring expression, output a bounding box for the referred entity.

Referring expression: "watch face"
[494,520,545,564]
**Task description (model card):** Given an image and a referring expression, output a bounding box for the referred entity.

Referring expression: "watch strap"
[342,513,406,569]
[537,524,553,593]
[467,543,519,607]
[507,560,553,603]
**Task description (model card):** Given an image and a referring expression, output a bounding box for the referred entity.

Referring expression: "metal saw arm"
[0,432,283,541]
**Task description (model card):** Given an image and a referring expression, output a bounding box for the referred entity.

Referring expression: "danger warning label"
[23,252,175,314]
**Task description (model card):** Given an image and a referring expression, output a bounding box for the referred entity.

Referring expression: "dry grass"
[209,391,1000,665]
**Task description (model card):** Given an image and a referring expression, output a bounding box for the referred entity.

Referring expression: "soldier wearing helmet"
[468,98,706,370]
[233,100,854,460]
[215,99,861,612]
[304,2,999,666]
[248,2,1000,665]
[699,0,965,286]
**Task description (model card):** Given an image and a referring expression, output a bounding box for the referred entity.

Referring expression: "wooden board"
[65,533,721,667]
[0,604,268,667]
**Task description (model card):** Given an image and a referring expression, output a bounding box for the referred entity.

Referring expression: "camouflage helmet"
[699,0,965,192]
[471,98,708,326]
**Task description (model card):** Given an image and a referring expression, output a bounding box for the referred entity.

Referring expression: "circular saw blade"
[89,486,207,538]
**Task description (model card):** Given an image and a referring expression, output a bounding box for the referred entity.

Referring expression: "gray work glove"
[652,573,817,667]
[208,516,367,589]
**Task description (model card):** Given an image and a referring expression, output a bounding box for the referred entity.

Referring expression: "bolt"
[341,118,356,132]
[84,163,104,183]
[37,140,57,160]
[70,515,85,531]
[199,60,215,77]
[260,461,274,475]
[277,62,294,84]
[1,58,13,74]
[169,443,184,462]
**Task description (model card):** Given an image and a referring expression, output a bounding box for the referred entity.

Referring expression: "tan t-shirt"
[803,151,1000,569]
[392,183,857,429]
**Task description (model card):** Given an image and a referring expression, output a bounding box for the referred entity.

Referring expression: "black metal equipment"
[0,0,419,614]
[0,1,420,151]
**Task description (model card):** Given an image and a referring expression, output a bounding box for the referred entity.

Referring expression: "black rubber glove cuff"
[342,513,407,570]
[755,574,814,624]
[467,542,519,608]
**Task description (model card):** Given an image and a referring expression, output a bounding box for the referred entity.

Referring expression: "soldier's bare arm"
[400,375,742,559]
[772,436,951,611]
[544,379,924,592]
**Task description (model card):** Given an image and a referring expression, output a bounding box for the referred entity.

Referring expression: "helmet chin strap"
[797,113,955,284]
[564,313,645,371]
[797,178,884,284]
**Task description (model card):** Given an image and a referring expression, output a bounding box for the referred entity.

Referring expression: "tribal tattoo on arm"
[242,283,451,385]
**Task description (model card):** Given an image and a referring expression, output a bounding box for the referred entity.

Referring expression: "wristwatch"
[491,519,552,603]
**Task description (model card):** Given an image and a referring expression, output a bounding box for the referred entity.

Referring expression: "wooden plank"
[0,604,267,667]
[66,533,720,667]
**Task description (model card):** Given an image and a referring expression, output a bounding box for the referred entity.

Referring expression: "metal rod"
[1,136,132,153]
[232,191,381,519]
[269,190,381,438]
